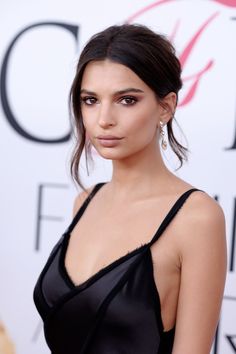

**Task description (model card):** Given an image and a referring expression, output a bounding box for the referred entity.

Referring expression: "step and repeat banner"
[0,0,236,353]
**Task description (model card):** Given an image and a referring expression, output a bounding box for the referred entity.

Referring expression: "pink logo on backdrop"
[125,0,234,107]
[213,0,236,6]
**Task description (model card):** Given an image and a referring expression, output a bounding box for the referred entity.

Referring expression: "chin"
[96,151,122,160]
[96,149,138,161]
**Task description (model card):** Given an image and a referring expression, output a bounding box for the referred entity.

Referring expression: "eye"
[119,96,138,106]
[80,96,97,105]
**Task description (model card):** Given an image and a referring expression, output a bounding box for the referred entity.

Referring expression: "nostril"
[98,119,115,127]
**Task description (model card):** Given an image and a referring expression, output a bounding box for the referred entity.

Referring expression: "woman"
[34,24,227,354]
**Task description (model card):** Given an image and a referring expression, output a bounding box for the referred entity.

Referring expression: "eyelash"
[80,96,138,106]
[119,96,138,105]
[80,96,97,105]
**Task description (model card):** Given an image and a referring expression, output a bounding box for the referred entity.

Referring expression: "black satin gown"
[33,182,201,354]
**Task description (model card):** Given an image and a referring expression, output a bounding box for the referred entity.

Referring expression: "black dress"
[33,182,201,354]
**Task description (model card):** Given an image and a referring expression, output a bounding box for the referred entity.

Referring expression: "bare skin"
[0,322,15,354]
[65,60,227,354]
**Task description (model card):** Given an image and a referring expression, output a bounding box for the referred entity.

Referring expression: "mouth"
[97,135,123,140]
[96,136,124,147]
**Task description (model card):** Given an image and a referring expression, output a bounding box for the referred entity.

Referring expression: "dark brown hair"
[69,23,188,191]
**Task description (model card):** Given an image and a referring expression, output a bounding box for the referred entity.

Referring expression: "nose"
[98,102,116,128]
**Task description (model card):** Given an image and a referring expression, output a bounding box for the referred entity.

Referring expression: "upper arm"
[172,192,227,354]
[72,185,96,217]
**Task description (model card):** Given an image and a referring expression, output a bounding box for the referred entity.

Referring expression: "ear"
[159,92,177,124]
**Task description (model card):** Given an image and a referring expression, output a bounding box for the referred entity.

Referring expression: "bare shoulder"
[169,176,225,228]
[72,185,96,217]
[178,189,226,257]
[184,189,225,231]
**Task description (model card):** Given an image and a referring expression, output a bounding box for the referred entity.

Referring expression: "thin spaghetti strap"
[149,188,205,247]
[65,182,107,235]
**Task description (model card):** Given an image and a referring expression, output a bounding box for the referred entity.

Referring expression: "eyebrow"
[80,88,145,95]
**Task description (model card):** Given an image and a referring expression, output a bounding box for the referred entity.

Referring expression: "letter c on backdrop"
[0,22,79,143]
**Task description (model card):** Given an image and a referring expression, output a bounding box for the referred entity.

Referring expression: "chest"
[65,200,180,295]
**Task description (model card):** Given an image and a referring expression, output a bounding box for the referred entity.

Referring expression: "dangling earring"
[85,133,91,176]
[160,121,167,150]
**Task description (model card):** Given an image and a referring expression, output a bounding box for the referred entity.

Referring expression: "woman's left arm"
[172,193,227,354]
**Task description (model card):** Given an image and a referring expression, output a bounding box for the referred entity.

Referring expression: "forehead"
[81,59,149,92]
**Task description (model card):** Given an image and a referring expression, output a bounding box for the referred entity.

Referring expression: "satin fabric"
[34,182,201,354]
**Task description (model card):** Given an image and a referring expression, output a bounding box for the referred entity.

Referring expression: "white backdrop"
[0,0,236,353]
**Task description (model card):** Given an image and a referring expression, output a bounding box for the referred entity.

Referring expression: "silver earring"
[85,141,90,176]
[160,121,167,150]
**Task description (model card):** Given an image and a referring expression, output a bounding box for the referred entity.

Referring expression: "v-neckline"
[60,182,200,291]
[60,231,149,291]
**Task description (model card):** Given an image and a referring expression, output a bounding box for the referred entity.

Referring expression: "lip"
[97,135,123,140]
[97,135,123,147]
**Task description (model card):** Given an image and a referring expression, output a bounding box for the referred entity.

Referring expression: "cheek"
[81,110,95,134]
[125,110,158,140]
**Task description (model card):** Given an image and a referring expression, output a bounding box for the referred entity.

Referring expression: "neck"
[108,145,175,202]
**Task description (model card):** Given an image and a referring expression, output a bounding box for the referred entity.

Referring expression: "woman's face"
[80,59,172,161]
